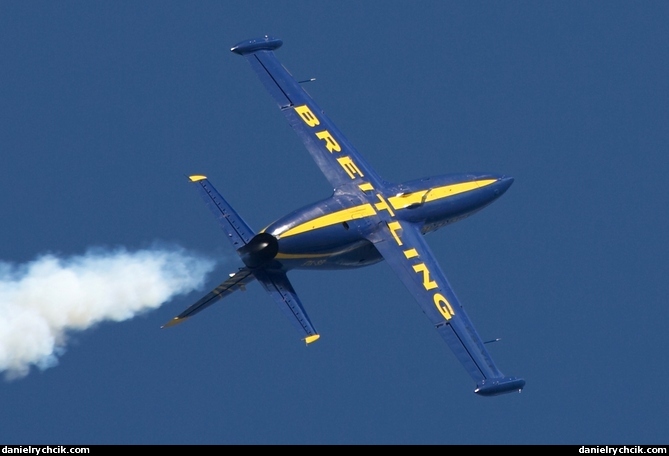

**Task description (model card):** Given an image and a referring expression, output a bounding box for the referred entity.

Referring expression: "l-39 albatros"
[164,36,525,396]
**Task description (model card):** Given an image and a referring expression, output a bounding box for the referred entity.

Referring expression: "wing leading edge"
[366,221,525,396]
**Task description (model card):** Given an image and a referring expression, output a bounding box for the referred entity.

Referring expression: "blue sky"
[1,1,668,444]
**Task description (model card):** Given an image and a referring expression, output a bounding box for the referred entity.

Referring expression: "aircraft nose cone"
[494,176,514,196]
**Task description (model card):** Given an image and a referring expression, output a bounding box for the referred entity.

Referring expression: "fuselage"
[262,173,514,271]
[164,36,526,395]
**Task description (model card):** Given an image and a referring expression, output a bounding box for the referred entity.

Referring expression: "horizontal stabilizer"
[162,268,256,328]
[253,269,319,344]
[189,175,255,248]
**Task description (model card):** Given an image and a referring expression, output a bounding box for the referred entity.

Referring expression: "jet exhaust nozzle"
[237,233,279,268]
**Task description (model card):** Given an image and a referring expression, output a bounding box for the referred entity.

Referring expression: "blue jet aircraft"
[164,36,525,396]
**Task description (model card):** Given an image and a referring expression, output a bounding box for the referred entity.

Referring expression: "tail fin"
[164,176,319,343]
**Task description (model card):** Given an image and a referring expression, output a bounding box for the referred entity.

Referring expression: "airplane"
[163,36,525,396]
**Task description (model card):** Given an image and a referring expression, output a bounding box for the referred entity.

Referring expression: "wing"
[162,267,256,328]
[366,220,525,396]
[231,36,385,190]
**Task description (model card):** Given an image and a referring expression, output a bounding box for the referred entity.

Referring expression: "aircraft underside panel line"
[245,52,292,108]
[436,321,487,382]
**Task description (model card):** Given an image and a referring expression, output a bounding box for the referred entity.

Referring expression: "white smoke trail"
[0,246,216,379]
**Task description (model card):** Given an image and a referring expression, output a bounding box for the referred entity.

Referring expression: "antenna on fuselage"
[298,78,316,84]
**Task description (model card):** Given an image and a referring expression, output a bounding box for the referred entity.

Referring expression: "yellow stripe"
[278,204,377,238]
[424,179,496,202]
[305,334,320,344]
[189,175,207,182]
[388,179,497,210]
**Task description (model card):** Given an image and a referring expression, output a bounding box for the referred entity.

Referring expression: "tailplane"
[163,176,319,344]
[188,175,255,248]
[161,267,255,328]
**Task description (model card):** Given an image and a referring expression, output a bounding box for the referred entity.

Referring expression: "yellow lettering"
[316,130,342,153]
[295,105,320,127]
[336,156,364,179]
[434,293,455,320]
[374,194,395,216]
[387,221,403,246]
[358,182,374,192]
[412,263,438,290]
